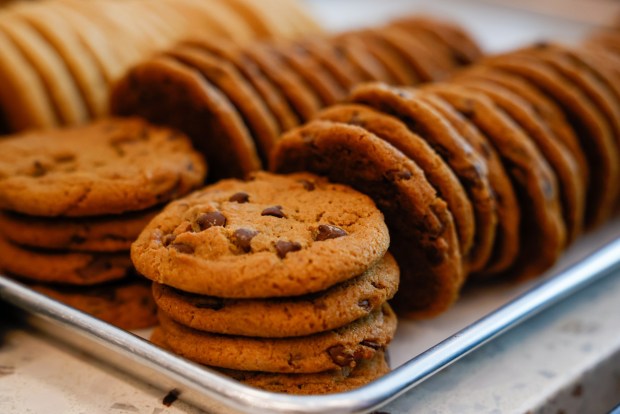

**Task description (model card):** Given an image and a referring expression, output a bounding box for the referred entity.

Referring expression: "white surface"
[2,1,620,413]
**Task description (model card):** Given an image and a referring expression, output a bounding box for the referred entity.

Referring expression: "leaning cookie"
[152,252,399,338]
[131,172,390,298]
[0,117,207,217]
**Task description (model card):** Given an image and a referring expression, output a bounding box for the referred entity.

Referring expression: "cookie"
[131,172,390,298]
[273,41,346,106]
[0,117,206,217]
[418,93,516,275]
[0,10,88,124]
[243,44,322,122]
[271,121,463,318]
[315,103,475,259]
[152,252,399,338]
[156,303,396,373]
[13,3,108,118]
[299,38,365,92]
[342,30,418,85]
[481,53,619,228]
[0,23,57,131]
[425,84,566,280]
[0,207,159,252]
[349,83,497,259]
[181,38,299,132]
[330,36,393,83]
[110,56,259,180]
[218,350,389,395]
[30,278,157,330]
[390,16,483,65]
[452,67,589,199]
[165,45,279,163]
[455,79,585,243]
[0,236,133,285]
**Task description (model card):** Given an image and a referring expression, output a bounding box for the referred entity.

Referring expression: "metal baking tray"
[2,1,620,413]
[2,221,620,414]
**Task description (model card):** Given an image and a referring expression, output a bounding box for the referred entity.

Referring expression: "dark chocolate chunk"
[261,205,285,218]
[162,234,176,246]
[315,224,348,241]
[233,228,258,253]
[327,345,356,367]
[162,389,180,407]
[298,179,316,191]
[171,243,194,254]
[193,297,225,311]
[275,240,301,258]
[229,192,250,203]
[196,211,227,230]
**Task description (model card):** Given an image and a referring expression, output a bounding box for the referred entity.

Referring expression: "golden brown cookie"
[273,41,346,106]
[156,303,396,374]
[181,38,300,132]
[110,56,259,180]
[0,117,206,217]
[271,121,463,318]
[425,84,566,280]
[349,83,496,259]
[218,350,389,395]
[0,208,159,252]
[131,172,390,298]
[30,278,157,330]
[330,36,393,83]
[165,46,279,163]
[315,103,475,260]
[0,236,133,285]
[152,252,399,338]
[481,53,619,228]
[243,44,322,122]
[454,80,584,243]
[415,94,502,274]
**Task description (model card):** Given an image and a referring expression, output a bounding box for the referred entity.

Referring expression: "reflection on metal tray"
[2,219,620,414]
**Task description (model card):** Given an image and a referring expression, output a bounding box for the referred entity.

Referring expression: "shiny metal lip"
[2,237,620,414]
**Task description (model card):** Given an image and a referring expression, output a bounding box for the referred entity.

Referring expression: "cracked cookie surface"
[131,172,389,298]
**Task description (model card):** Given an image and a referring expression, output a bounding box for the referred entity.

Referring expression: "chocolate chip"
[193,297,225,310]
[261,205,285,218]
[171,243,194,254]
[31,161,47,177]
[162,389,180,407]
[315,224,348,241]
[275,240,301,258]
[229,192,250,203]
[195,211,226,230]
[298,179,315,191]
[327,345,356,367]
[385,169,412,181]
[360,340,381,350]
[162,234,176,246]
[233,228,258,253]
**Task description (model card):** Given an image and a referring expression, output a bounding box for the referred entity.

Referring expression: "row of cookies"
[135,172,399,394]
[111,16,483,180]
[0,0,321,133]
[271,42,620,318]
[0,118,207,329]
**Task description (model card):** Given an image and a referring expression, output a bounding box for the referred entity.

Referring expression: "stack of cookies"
[132,172,399,394]
[0,0,321,134]
[111,16,482,180]
[271,42,620,318]
[0,118,207,329]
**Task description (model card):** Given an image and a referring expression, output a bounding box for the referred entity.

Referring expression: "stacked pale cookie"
[0,118,207,329]
[271,42,620,318]
[111,16,482,180]
[133,172,399,394]
[0,0,320,133]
